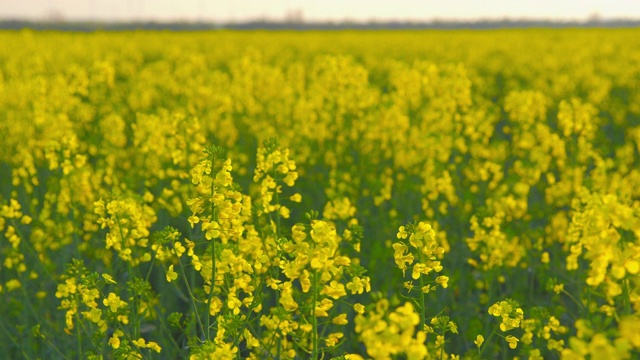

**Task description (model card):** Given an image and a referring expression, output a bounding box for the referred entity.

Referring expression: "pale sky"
[1,0,639,22]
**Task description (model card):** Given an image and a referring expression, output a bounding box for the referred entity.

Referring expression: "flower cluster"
[253,138,299,217]
[94,196,157,266]
[393,222,448,291]
[2,29,640,359]
[355,300,428,359]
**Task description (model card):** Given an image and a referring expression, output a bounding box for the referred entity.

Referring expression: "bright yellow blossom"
[103,292,126,313]
[166,265,178,282]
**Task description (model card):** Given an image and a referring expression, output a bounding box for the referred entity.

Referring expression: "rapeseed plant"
[0,29,640,359]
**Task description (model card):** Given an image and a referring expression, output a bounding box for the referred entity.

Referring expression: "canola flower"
[1,29,640,359]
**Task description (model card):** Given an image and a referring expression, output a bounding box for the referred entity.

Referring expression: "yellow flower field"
[1,29,640,359]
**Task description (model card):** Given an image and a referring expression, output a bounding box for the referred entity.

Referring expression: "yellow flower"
[103,292,126,312]
[102,273,116,284]
[290,193,302,202]
[188,215,200,228]
[403,281,414,291]
[147,341,162,353]
[553,283,564,294]
[324,332,344,347]
[505,335,519,349]
[202,221,221,240]
[488,302,502,316]
[541,252,550,264]
[354,303,365,314]
[332,313,349,325]
[299,270,311,292]
[392,242,414,273]
[292,223,307,242]
[166,265,178,282]
[625,260,640,274]
[529,349,543,360]
[323,281,347,299]
[315,298,333,317]
[283,171,298,186]
[243,329,260,348]
[436,276,449,288]
[346,276,370,294]
[108,334,120,349]
[345,355,365,360]
[227,296,242,315]
[173,241,186,257]
[411,263,427,280]
[108,330,124,349]
[397,226,408,239]
[619,316,640,347]
[279,205,290,218]
[133,337,147,347]
[131,336,162,353]
[474,334,484,348]
[84,308,102,323]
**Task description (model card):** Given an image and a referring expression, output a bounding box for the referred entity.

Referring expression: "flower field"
[1,29,640,359]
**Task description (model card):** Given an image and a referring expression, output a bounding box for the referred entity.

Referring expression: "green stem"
[174,246,205,339]
[112,319,150,360]
[561,289,585,311]
[586,285,592,321]
[16,272,40,327]
[440,330,445,360]
[245,320,280,359]
[127,262,140,340]
[205,155,218,341]
[418,253,427,341]
[623,278,632,315]
[42,334,71,360]
[114,213,141,339]
[75,297,83,358]
[260,312,284,359]
[0,319,31,359]
[154,304,185,357]
[478,324,499,357]
[274,179,282,240]
[311,269,319,359]
[144,256,155,283]
[272,174,283,328]
[232,278,265,348]
[318,298,340,341]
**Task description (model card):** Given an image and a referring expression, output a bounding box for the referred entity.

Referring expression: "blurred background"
[1,0,640,29]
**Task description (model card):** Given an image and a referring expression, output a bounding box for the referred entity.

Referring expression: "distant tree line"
[1,18,639,31]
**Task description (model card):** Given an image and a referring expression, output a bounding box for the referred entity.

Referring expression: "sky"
[1,0,639,23]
